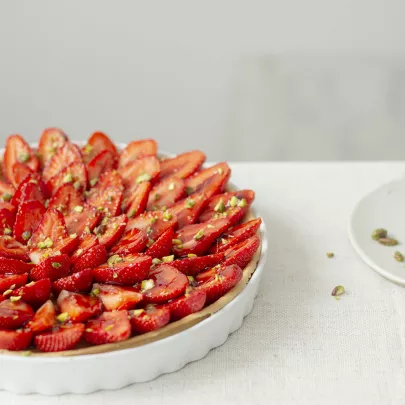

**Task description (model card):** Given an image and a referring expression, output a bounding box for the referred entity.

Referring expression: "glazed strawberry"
[52,269,94,295]
[119,139,157,168]
[26,300,56,333]
[12,161,34,186]
[159,150,206,179]
[0,274,29,295]
[57,290,102,323]
[109,228,148,256]
[0,299,34,328]
[163,288,206,321]
[0,329,33,350]
[11,174,47,208]
[64,204,101,236]
[172,218,231,257]
[82,131,117,164]
[145,227,174,259]
[0,208,15,236]
[84,310,131,345]
[122,181,151,218]
[141,264,188,304]
[34,323,85,352]
[94,170,124,193]
[0,181,15,203]
[170,252,224,277]
[146,176,185,211]
[30,254,70,281]
[119,156,160,188]
[47,160,88,195]
[0,236,29,261]
[71,244,107,273]
[12,279,51,307]
[130,305,170,334]
[48,183,84,216]
[87,186,122,217]
[13,201,46,244]
[94,283,143,311]
[71,234,99,264]
[38,127,67,168]
[87,150,118,184]
[169,191,208,228]
[93,254,152,285]
[222,235,261,269]
[0,257,33,275]
[94,215,127,249]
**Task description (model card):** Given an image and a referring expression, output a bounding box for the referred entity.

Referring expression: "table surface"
[3,162,405,405]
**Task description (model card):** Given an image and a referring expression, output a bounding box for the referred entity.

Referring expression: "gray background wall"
[0,0,404,161]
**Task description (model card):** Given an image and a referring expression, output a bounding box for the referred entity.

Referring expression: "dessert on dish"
[0,129,262,354]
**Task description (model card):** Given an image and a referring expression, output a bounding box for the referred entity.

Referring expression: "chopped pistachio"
[230,196,239,207]
[104,324,114,332]
[90,178,98,187]
[394,251,404,262]
[127,209,136,218]
[172,239,183,245]
[25,281,34,287]
[176,244,183,249]
[84,226,91,234]
[70,233,77,239]
[163,210,172,221]
[154,193,161,201]
[141,279,155,291]
[168,183,175,191]
[2,193,12,202]
[146,238,154,248]
[331,285,345,297]
[97,206,104,211]
[136,173,152,184]
[214,199,225,213]
[44,237,53,248]
[9,284,16,290]
[152,258,162,265]
[238,198,248,208]
[37,241,46,249]
[56,312,69,322]
[108,255,123,267]
[3,227,12,235]
[113,272,118,279]
[51,262,62,269]
[326,252,334,259]
[207,224,214,229]
[21,351,32,357]
[188,253,197,258]
[101,217,109,225]
[85,328,93,333]
[22,231,31,241]
[216,167,223,175]
[73,181,81,190]
[74,205,84,213]
[131,309,144,317]
[18,152,30,163]
[91,287,100,296]
[3,289,13,296]
[150,216,157,225]
[162,255,174,263]
[378,237,398,246]
[10,295,21,302]
[146,226,152,235]
[371,228,387,240]
[194,229,204,240]
[185,186,194,196]
[187,276,198,287]
[161,206,167,212]
[63,172,73,183]
[83,144,93,154]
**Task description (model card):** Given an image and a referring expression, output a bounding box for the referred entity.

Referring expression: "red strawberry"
[57,290,102,323]
[65,204,101,236]
[119,139,157,168]
[119,156,160,188]
[13,201,46,244]
[0,207,16,236]
[95,215,127,249]
[0,181,15,203]
[52,269,94,295]
[30,254,70,281]
[47,161,88,195]
[84,310,131,345]
[71,244,107,273]
[11,174,47,208]
[145,227,174,259]
[0,328,33,350]
[0,299,34,328]
[130,305,170,334]
[0,236,29,261]
[26,300,56,333]
[87,186,122,217]
[163,288,206,321]
[93,254,152,285]
[141,264,188,304]
[94,283,143,311]
[0,274,28,294]
[170,252,224,277]
[222,235,261,269]
[0,257,33,275]
[71,234,98,264]
[109,228,148,256]
[12,161,34,186]
[159,150,206,179]
[38,127,67,168]
[29,235,80,264]
[48,183,84,216]
[34,323,85,352]
[12,279,52,307]
[94,170,124,193]
[82,131,117,164]
[122,181,151,218]
[169,191,208,228]
[146,176,185,211]
[87,150,118,185]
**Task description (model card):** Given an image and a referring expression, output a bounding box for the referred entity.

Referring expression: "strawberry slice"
[71,234,98,264]
[29,235,80,264]
[47,161,88,195]
[13,201,46,244]
[48,183,84,216]
[0,208,16,236]
[119,156,160,188]
[145,227,174,259]
[93,254,152,285]
[87,150,118,184]
[0,329,33,350]
[3,135,39,187]
[0,236,29,261]
[196,264,243,304]
[57,290,102,323]
[52,269,94,295]
[82,131,117,163]
[95,215,127,249]
[141,264,188,304]
[65,204,101,236]
[169,191,208,228]
[126,211,177,242]
[159,150,206,179]
[119,139,157,168]
[172,218,231,257]
[71,244,108,273]
[146,176,185,211]
[0,181,15,203]
[30,254,70,281]
[209,206,245,226]
[222,235,261,270]
[11,174,47,208]
[122,181,151,218]
[210,218,262,254]
[0,299,34,328]
[170,252,224,277]
[34,323,85,352]
[109,228,148,256]
[0,257,33,275]
[12,161,34,186]
[84,310,131,345]
[38,128,67,168]
[0,274,28,294]
[163,288,206,321]
[130,304,170,334]
[87,186,122,217]
[26,300,56,333]
[12,279,51,308]
[94,283,143,311]
[94,170,124,193]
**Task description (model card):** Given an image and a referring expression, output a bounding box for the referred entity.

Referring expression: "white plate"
[349,176,405,286]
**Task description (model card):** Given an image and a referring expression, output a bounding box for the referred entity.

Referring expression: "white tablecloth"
[3,162,405,405]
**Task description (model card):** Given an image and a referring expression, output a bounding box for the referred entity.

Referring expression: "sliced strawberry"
[95,215,127,249]
[65,204,101,236]
[196,264,243,304]
[12,161,34,186]
[93,254,152,285]
[0,202,16,214]
[122,181,151,218]
[29,235,80,264]
[71,244,107,273]
[142,264,188,304]
[87,186,122,217]
[0,274,28,294]
[222,235,261,269]
[169,191,208,228]
[146,176,185,211]
[47,161,88,195]
[94,283,143,311]
[34,323,85,352]
[130,304,170,334]
[173,218,231,257]
[12,279,51,307]
[119,156,160,188]
[159,150,206,179]
[26,300,56,333]
[0,299,34,328]
[0,181,15,203]
[0,328,33,350]
[208,206,245,226]
[82,131,117,164]
[13,201,46,244]
[71,234,99,264]
[48,183,84,216]
[30,254,70,281]
[38,127,67,168]
[170,252,224,277]
[109,228,148,256]
[126,211,177,242]
[84,310,131,345]
[145,227,174,259]
[52,269,94,295]
[57,290,102,323]
[163,288,206,321]
[0,236,29,261]
[0,257,33,275]
[11,174,47,207]
[0,207,15,236]
[87,150,118,184]
[94,170,124,193]
[119,139,158,168]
